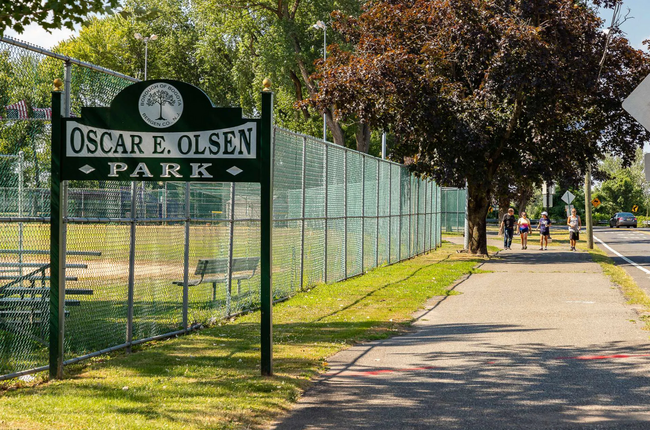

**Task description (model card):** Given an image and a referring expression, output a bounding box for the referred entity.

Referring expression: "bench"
[173,257,260,301]
[0,251,100,344]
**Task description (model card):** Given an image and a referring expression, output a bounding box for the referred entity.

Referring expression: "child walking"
[538,212,551,250]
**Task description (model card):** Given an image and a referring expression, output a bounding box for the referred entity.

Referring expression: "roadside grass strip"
[589,247,650,330]
[0,243,490,430]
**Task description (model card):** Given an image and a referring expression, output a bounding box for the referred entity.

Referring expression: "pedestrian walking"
[500,208,516,250]
[567,208,581,251]
[518,211,531,249]
[538,211,551,250]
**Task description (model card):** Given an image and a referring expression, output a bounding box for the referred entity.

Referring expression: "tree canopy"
[0,0,119,35]
[309,0,650,253]
[54,0,380,152]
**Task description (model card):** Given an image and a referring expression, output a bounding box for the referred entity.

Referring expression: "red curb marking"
[554,353,650,361]
[331,365,439,377]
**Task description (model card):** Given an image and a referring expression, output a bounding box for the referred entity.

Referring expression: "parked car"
[609,212,637,228]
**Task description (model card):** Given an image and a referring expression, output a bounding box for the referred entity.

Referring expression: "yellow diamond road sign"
[592,198,600,208]
[633,205,639,213]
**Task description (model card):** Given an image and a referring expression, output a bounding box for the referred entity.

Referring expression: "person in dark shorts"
[538,211,551,250]
[517,211,531,249]
[500,208,516,250]
[567,208,581,251]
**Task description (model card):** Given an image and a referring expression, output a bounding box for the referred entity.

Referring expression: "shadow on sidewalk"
[276,328,650,429]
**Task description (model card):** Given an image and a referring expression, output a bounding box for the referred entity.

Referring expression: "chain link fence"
[0,35,137,378]
[0,36,443,380]
[441,187,467,232]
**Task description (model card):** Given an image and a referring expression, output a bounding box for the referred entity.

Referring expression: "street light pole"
[312,21,327,141]
[134,33,158,80]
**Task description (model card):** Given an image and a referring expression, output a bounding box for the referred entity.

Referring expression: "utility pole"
[585,3,628,250]
[585,166,593,249]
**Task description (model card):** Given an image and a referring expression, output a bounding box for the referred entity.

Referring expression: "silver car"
[609,212,637,228]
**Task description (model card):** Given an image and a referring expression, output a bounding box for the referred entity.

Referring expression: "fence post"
[416,179,420,255]
[260,88,274,376]
[463,185,469,251]
[436,186,442,246]
[424,181,428,252]
[18,151,24,285]
[126,182,136,352]
[49,88,63,379]
[226,182,236,316]
[324,145,328,283]
[375,160,380,267]
[398,169,402,262]
[183,182,191,329]
[300,137,307,290]
[361,155,365,273]
[388,164,392,263]
[344,150,348,278]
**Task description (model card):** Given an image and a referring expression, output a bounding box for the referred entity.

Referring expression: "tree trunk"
[515,185,533,216]
[325,109,345,145]
[289,70,310,120]
[355,122,371,153]
[497,195,510,224]
[467,181,491,255]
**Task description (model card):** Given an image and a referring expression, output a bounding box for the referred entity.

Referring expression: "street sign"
[542,182,554,208]
[633,205,639,213]
[623,73,650,133]
[592,198,601,208]
[561,190,575,205]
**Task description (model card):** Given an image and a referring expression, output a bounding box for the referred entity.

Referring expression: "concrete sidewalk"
[273,245,650,429]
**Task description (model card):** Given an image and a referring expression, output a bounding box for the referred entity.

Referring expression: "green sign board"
[60,80,261,182]
[50,80,274,378]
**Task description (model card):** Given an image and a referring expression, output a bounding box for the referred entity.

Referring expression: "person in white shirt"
[567,208,581,251]
[517,212,531,250]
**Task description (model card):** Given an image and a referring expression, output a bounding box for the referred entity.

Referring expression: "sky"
[3,0,650,50]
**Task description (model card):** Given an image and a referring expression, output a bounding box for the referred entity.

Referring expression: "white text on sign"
[65,122,256,158]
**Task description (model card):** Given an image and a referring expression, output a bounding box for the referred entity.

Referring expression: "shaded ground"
[273,244,650,429]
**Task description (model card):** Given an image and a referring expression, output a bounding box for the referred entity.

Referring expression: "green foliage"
[53,0,370,148]
[592,149,649,216]
[311,0,650,253]
[0,0,119,35]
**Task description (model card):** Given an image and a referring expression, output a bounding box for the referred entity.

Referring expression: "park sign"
[50,79,275,379]
[57,80,261,182]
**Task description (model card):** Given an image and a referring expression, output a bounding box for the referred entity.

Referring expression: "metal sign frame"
[50,80,275,378]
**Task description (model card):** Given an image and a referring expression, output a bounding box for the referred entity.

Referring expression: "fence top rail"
[0,35,139,83]
[275,126,407,168]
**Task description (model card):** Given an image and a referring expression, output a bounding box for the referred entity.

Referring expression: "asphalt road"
[593,226,650,298]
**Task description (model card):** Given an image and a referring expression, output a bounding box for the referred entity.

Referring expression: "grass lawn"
[0,242,493,430]
[589,247,650,331]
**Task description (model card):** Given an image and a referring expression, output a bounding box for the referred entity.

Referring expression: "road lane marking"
[331,365,439,377]
[554,353,650,361]
[594,235,650,275]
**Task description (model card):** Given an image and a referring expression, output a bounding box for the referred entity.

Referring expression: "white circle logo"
[138,83,184,128]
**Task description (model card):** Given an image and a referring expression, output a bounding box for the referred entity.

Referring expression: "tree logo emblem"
[138,83,184,128]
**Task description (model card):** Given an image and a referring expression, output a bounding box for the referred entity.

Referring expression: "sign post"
[50,79,274,378]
